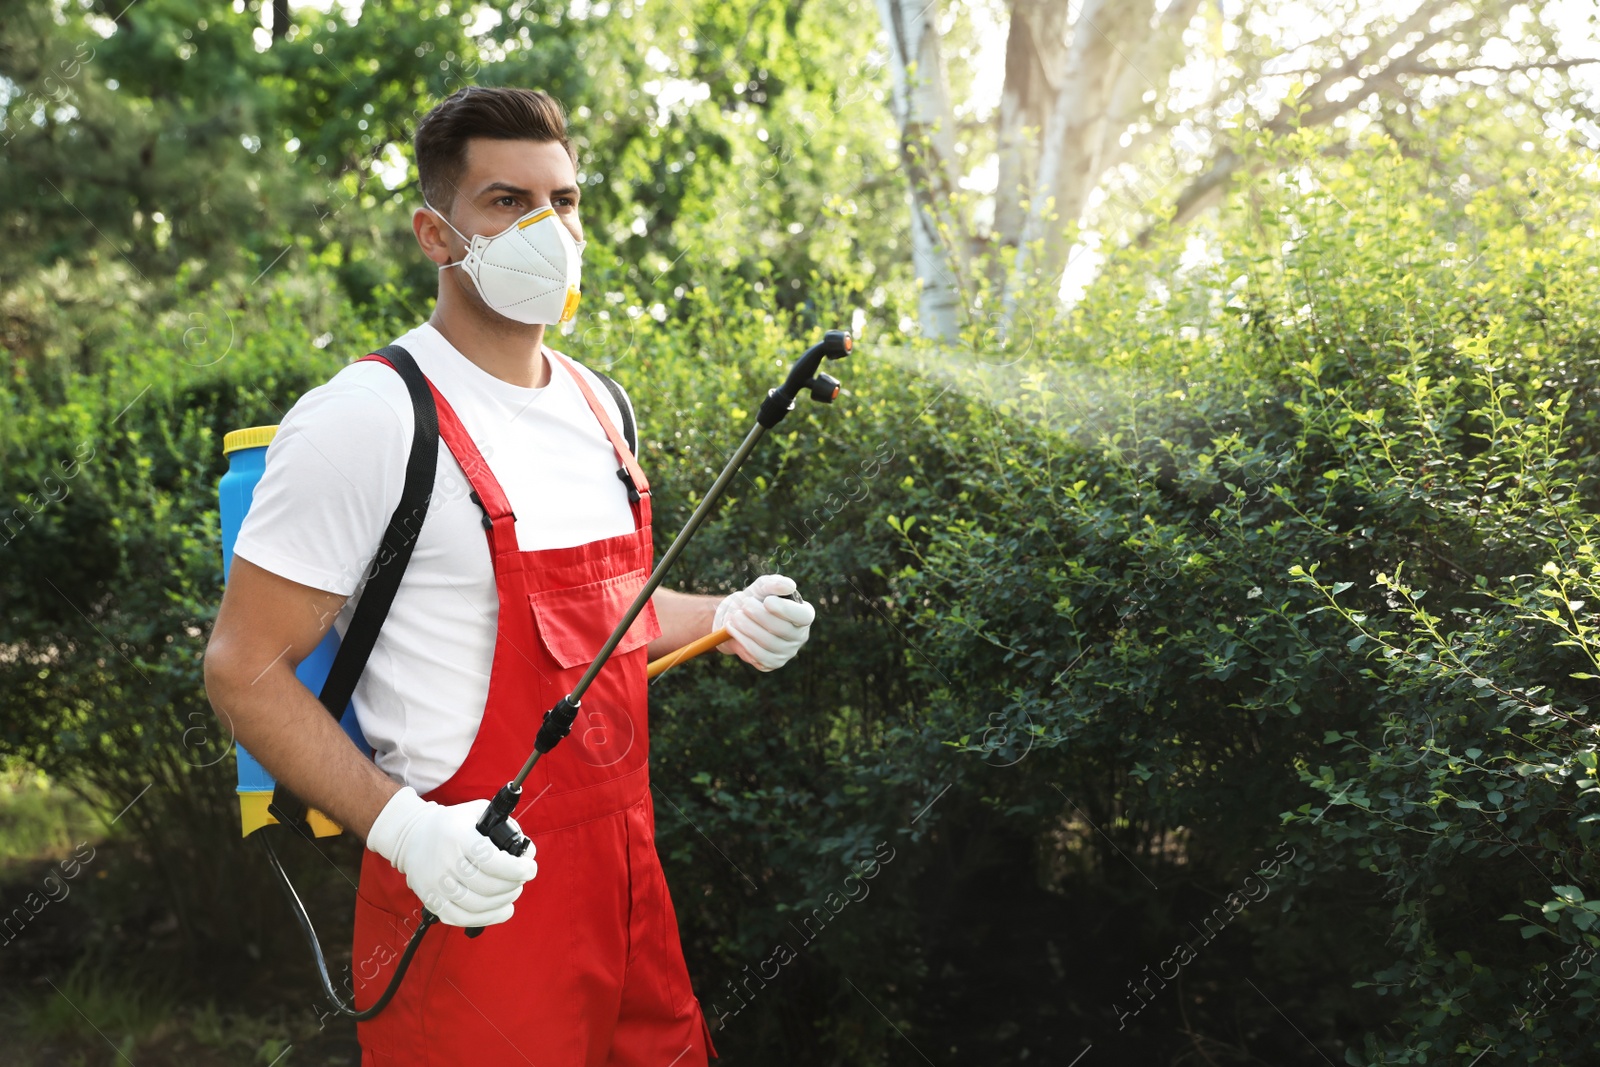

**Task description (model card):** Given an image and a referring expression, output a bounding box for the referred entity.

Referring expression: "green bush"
[0,274,392,967]
[887,131,1600,1062]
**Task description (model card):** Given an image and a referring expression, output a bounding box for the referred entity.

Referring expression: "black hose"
[258,831,437,1020]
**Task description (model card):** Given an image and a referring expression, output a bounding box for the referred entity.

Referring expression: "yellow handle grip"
[647,627,731,679]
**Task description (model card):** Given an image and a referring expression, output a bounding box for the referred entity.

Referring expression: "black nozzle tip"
[823,330,852,358]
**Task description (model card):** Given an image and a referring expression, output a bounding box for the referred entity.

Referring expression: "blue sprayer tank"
[219,425,371,838]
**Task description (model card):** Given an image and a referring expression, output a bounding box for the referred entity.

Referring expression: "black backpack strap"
[268,344,438,834]
[592,369,638,457]
[590,369,640,504]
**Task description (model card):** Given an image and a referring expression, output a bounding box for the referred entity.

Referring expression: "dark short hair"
[414,87,577,213]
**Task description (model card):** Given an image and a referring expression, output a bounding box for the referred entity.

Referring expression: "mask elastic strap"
[425,201,469,270]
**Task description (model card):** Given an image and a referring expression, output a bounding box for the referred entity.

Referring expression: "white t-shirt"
[232,321,640,794]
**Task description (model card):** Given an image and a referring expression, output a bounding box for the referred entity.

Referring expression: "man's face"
[418,136,583,282]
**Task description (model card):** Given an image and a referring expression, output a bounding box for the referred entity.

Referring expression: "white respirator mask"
[427,201,586,325]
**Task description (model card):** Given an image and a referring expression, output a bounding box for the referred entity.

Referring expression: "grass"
[1,964,346,1065]
[21,953,178,1047]
[0,760,105,880]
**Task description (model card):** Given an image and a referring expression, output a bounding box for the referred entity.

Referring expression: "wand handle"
[647,628,731,678]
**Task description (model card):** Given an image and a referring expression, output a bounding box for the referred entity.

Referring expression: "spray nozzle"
[757,329,852,426]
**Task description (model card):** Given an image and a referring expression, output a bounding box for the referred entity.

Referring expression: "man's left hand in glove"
[714,573,815,672]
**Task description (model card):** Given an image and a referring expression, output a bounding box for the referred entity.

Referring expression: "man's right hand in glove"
[365,785,539,928]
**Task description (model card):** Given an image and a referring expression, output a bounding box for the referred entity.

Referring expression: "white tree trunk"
[1010,0,1155,303]
[875,0,965,342]
[993,0,1068,271]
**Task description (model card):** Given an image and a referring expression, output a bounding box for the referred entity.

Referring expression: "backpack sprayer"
[218,328,851,1019]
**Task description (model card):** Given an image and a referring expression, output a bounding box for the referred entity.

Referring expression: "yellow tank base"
[239,790,343,838]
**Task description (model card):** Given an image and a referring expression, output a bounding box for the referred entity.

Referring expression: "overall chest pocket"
[528,568,662,670]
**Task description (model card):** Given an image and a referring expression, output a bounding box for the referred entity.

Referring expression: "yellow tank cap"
[223,425,279,455]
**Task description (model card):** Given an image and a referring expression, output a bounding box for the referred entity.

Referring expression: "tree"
[872,0,1600,340]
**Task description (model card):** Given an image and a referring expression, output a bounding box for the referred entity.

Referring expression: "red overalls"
[349,349,719,1066]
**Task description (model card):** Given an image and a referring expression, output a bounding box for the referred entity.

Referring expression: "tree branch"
[1399,57,1600,77]
[1137,1,1563,242]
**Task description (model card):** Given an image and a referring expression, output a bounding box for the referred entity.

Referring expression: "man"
[203,86,814,1066]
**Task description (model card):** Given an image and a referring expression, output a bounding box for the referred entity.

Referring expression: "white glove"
[366,786,538,928]
[714,574,816,672]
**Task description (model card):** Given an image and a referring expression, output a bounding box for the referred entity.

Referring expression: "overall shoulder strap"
[268,343,437,834]
[547,350,650,504]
